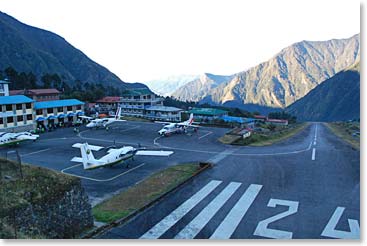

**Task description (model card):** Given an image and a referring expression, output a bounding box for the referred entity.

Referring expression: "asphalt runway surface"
[0,121,360,239]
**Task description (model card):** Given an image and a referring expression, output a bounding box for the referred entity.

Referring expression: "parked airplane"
[71,142,174,170]
[158,113,199,136]
[79,107,126,129]
[0,131,39,146]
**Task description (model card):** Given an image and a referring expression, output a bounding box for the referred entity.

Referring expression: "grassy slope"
[93,163,200,223]
[232,123,308,146]
[0,158,79,238]
[325,122,360,150]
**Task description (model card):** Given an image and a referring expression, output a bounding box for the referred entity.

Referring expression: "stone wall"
[2,181,93,239]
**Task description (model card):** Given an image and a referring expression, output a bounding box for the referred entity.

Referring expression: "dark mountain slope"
[286,62,360,122]
[0,11,144,89]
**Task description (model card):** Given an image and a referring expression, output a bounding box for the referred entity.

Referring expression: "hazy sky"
[0,0,360,82]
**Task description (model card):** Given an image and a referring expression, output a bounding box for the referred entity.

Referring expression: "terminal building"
[144,106,183,121]
[34,99,85,129]
[188,108,228,121]
[0,95,35,132]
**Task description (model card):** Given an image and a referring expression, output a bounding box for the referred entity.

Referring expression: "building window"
[67,106,72,111]
[47,108,53,114]
[16,104,23,110]
[36,109,43,115]
[17,115,23,122]
[26,103,32,109]
[7,116,13,123]
[26,114,32,121]
[0,118,3,124]
[6,104,12,111]
[57,107,63,112]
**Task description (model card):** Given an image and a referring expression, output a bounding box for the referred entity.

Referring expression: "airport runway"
[0,121,360,239]
[97,122,360,239]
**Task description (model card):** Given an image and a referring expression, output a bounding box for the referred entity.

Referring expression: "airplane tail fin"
[115,106,122,120]
[188,113,194,125]
[72,143,103,169]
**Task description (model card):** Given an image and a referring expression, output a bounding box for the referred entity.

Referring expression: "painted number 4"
[321,207,360,239]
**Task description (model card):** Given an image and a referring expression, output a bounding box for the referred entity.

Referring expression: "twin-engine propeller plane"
[79,107,126,129]
[158,113,199,137]
[0,131,39,147]
[71,142,174,170]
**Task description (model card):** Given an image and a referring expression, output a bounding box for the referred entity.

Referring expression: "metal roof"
[0,95,34,105]
[188,108,228,116]
[145,106,183,112]
[121,88,154,96]
[34,99,84,109]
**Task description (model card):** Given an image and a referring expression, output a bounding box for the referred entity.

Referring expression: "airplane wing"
[79,116,94,120]
[71,157,84,163]
[154,121,171,125]
[72,143,104,151]
[15,133,39,140]
[177,123,200,128]
[135,150,174,156]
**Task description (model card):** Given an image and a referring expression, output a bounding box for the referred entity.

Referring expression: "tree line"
[0,67,122,102]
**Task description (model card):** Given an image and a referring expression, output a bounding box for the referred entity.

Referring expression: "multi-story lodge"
[0,95,35,132]
[119,88,164,117]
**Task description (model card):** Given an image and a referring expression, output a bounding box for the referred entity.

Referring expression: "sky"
[0,0,361,82]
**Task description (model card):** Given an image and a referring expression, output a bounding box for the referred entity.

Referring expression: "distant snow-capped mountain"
[143,74,199,96]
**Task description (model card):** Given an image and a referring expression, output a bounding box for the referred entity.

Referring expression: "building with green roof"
[188,108,228,120]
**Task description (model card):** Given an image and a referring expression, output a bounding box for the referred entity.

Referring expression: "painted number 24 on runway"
[253,198,359,239]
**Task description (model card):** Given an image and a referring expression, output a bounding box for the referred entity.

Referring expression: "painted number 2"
[321,207,360,239]
[254,199,299,239]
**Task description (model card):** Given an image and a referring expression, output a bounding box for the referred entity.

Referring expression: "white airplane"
[158,113,199,136]
[0,131,39,147]
[71,142,174,170]
[79,107,126,129]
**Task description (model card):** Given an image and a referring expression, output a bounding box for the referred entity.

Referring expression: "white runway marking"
[20,148,51,157]
[198,131,213,139]
[210,184,263,239]
[61,163,145,182]
[321,207,360,239]
[312,148,316,161]
[175,182,241,239]
[140,180,222,239]
[207,149,237,164]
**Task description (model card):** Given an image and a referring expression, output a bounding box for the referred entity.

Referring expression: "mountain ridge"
[171,34,360,110]
[0,11,145,90]
[286,61,360,122]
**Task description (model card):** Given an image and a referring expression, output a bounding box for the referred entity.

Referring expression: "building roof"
[121,88,154,96]
[0,95,34,105]
[266,118,288,123]
[220,116,255,124]
[0,80,10,84]
[96,96,121,103]
[10,88,61,96]
[34,99,84,109]
[188,108,228,116]
[145,106,183,112]
[254,115,267,119]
